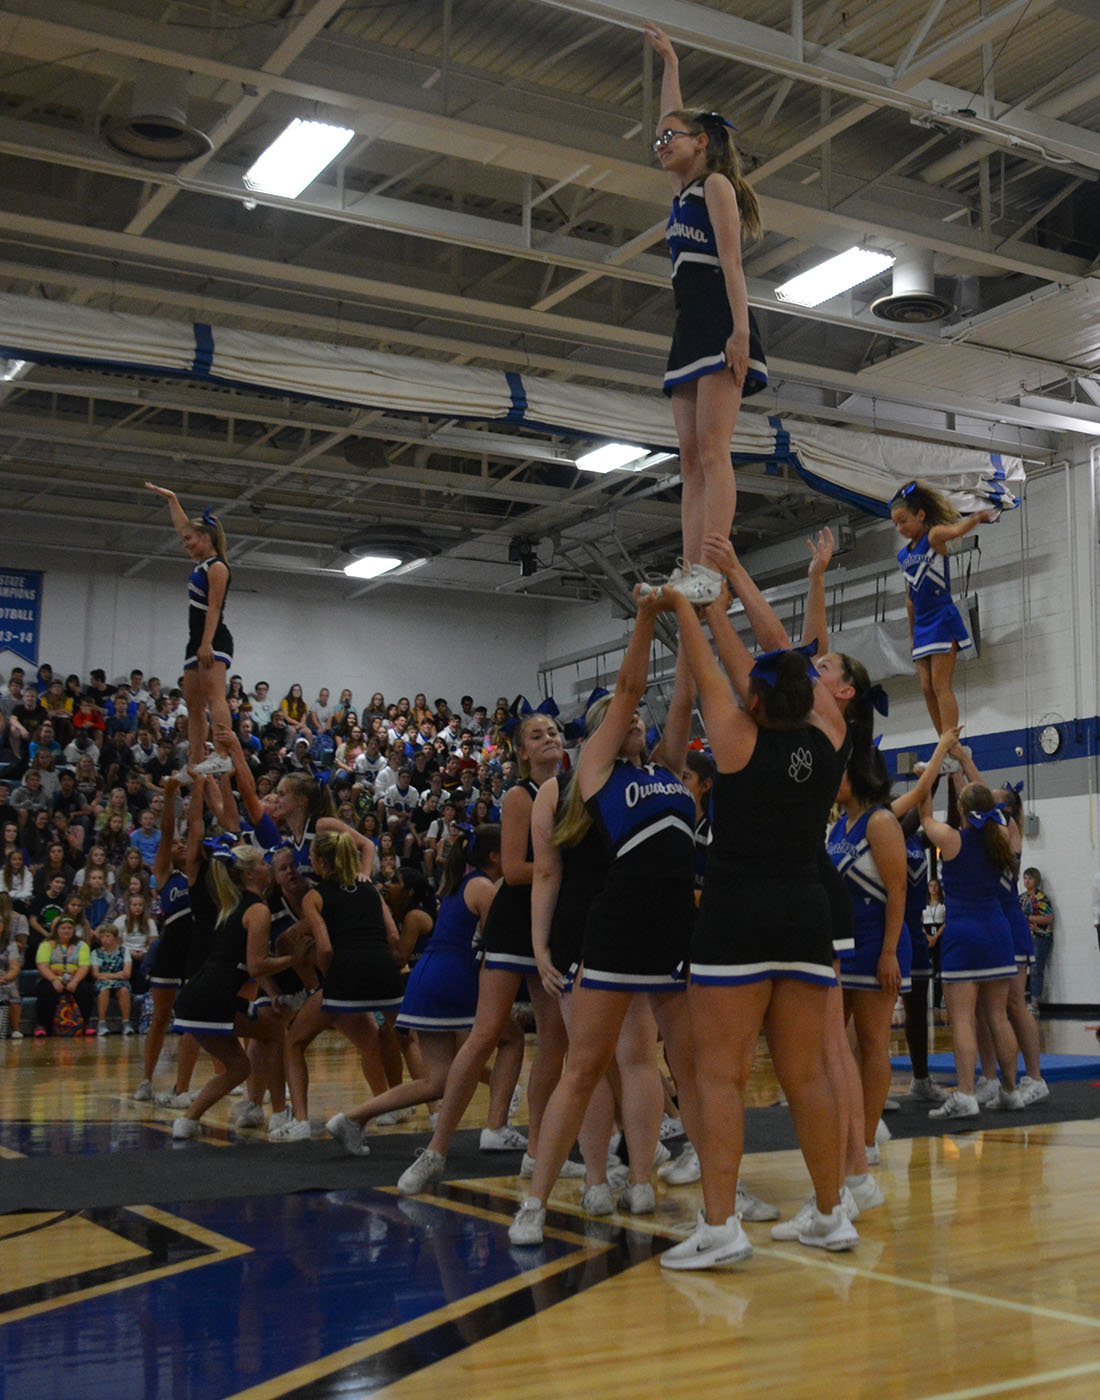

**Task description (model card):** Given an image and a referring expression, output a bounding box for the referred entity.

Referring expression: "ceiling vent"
[870,248,954,324]
[103,64,213,162]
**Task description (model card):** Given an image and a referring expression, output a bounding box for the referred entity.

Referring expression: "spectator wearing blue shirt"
[129,808,161,871]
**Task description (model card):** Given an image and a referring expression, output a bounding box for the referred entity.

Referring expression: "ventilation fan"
[871,248,954,324]
[104,64,213,162]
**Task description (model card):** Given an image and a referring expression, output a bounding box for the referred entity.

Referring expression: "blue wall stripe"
[881,717,1098,783]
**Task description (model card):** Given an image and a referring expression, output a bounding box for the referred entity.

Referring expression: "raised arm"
[704,532,788,657]
[918,789,961,860]
[152,775,180,888]
[650,644,694,776]
[928,507,998,555]
[802,527,835,653]
[645,23,684,117]
[663,588,755,772]
[144,482,190,542]
[890,726,960,821]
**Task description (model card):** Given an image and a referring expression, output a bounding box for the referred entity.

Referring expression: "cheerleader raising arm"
[649,646,694,778]
[645,22,685,193]
[704,533,789,654]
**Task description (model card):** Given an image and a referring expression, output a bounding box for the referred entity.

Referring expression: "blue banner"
[0,568,42,666]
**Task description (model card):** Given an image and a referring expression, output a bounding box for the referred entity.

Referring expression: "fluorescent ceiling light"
[343,554,402,580]
[244,118,355,199]
[576,442,648,474]
[0,358,28,382]
[775,247,895,308]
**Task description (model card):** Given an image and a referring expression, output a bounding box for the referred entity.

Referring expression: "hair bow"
[564,687,609,742]
[263,838,292,864]
[1003,778,1025,795]
[897,481,917,499]
[502,695,560,737]
[201,507,218,527]
[455,821,477,860]
[203,832,239,863]
[749,640,819,687]
[967,807,1007,830]
[863,683,890,717]
[697,110,738,132]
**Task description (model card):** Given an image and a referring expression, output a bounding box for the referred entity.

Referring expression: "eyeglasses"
[652,128,696,152]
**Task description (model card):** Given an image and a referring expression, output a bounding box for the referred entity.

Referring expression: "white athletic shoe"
[999,1084,1027,1111]
[374,1107,415,1127]
[155,1089,197,1109]
[617,1182,656,1215]
[882,1097,900,1113]
[267,1107,293,1134]
[797,1204,859,1252]
[735,1182,780,1222]
[874,1117,892,1143]
[845,1172,885,1213]
[974,1076,1000,1106]
[132,1079,154,1102]
[192,752,235,777]
[840,1185,860,1222]
[325,1112,369,1156]
[652,1141,672,1168]
[508,1084,523,1120]
[659,1114,685,1141]
[864,1144,881,1167]
[665,563,723,606]
[269,1117,311,1141]
[171,1117,201,1140]
[508,1197,546,1246]
[929,1090,980,1119]
[908,1077,948,1103]
[397,1148,446,1196]
[580,1183,615,1216]
[770,1196,817,1242]
[1018,1076,1050,1106]
[479,1125,528,1152]
[661,1210,753,1271]
[233,1100,265,1129]
[658,1142,701,1185]
[520,1152,586,1180]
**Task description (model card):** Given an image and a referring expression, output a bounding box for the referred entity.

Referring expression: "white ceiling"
[1,0,1098,601]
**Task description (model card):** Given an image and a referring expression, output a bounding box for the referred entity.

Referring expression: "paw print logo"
[788,747,814,783]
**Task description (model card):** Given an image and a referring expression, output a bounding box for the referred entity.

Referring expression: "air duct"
[870,248,954,324]
[103,64,213,162]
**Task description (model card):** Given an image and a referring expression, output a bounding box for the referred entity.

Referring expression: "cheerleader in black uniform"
[144,482,235,778]
[508,598,699,1246]
[643,24,766,605]
[170,843,300,1139]
[398,713,574,1194]
[275,831,405,1141]
[326,825,503,1156]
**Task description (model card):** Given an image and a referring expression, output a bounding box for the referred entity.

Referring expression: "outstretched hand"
[144,482,175,499]
[806,526,835,577]
[703,532,738,578]
[644,21,676,62]
[634,584,676,617]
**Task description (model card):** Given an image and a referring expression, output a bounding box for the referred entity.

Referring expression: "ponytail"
[748,651,814,728]
[440,822,501,897]
[665,108,761,241]
[959,783,1015,877]
[281,773,335,821]
[553,696,612,848]
[312,830,361,885]
[890,480,959,527]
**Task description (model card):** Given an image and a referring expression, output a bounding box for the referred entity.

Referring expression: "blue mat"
[890,1052,1100,1083]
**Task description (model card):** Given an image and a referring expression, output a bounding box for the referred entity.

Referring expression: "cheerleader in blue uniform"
[170,843,300,1140]
[325,824,503,1156]
[890,480,997,749]
[918,782,1023,1118]
[507,597,698,1247]
[145,482,235,779]
[644,23,767,604]
[273,771,373,879]
[275,830,405,1141]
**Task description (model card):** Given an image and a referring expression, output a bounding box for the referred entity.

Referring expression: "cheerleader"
[643,23,766,604]
[918,782,1023,1117]
[658,582,855,1269]
[170,843,300,1139]
[325,824,503,1155]
[274,831,405,1140]
[397,712,573,1195]
[273,772,373,879]
[507,602,698,1247]
[144,482,235,778]
[891,480,997,746]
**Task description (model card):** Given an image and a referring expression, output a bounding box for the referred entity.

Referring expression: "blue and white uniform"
[147,870,192,988]
[998,870,1034,969]
[286,820,317,877]
[184,554,233,670]
[663,176,768,397]
[579,759,695,993]
[828,807,912,992]
[241,813,282,853]
[898,533,972,661]
[939,830,1016,982]
[904,830,932,979]
[396,872,482,1032]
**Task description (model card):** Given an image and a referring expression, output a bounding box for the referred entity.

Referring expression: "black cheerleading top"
[187,555,231,637]
[585,759,695,881]
[318,880,390,953]
[666,178,721,282]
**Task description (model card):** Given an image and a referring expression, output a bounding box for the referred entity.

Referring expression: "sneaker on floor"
[864,1144,881,1167]
[845,1172,885,1213]
[653,1141,672,1168]
[606,1162,630,1190]
[171,1117,201,1140]
[122,1023,136,1036]
[233,1101,266,1129]
[659,1114,685,1141]
[661,1210,752,1271]
[269,1117,311,1142]
[508,1197,546,1247]
[325,1112,368,1156]
[1018,1076,1050,1106]
[874,1117,891,1143]
[229,1084,246,1097]
[735,1181,780,1222]
[397,1147,446,1196]
[798,1204,859,1252]
[268,1107,293,1134]
[770,1196,817,1241]
[479,1124,529,1152]
[882,1097,900,1113]
[974,1076,1000,1106]
[9,1029,23,1040]
[929,1090,980,1119]
[508,1084,523,1120]
[617,1182,656,1215]
[908,1076,948,1103]
[999,1085,1027,1111]
[665,563,723,606]
[155,1089,196,1109]
[581,1183,614,1216]
[658,1142,701,1185]
[374,1107,415,1127]
[840,1185,860,1222]
[96,1023,109,1037]
[520,1152,586,1180]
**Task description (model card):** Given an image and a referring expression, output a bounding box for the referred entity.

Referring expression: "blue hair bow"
[864,683,889,717]
[201,507,218,527]
[968,807,1007,830]
[749,639,819,687]
[455,821,477,860]
[698,110,738,132]
[564,687,610,742]
[502,695,560,737]
[263,837,292,864]
[1003,778,1025,795]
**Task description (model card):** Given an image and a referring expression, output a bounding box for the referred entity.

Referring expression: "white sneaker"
[508,1197,546,1246]
[374,1107,415,1127]
[1018,1076,1050,1106]
[840,1185,860,1221]
[325,1112,369,1156]
[520,1152,586,1180]
[845,1172,885,1213]
[770,1196,817,1241]
[882,1097,900,1113]
[192,752,235,777]
[999,1085,1027,1111]
[929,1090,980,1119]
[96,1023,109,1037]
[172,1117,200,1140]
[233,1101,265,1129]
[735,1181,780,1222]
[665,563,723,606]
[974,1076,1000,1106]
[875,1117,891,1143]
[397,1148,446,1196]
[864,1144,881,1167]
[269,1117,311,1141]
[653,1141,672,1168]
[155,1089,197,1109]
[133,1079,155,1101]
[617,1181,655,1214]
[122,1023,136,1036]
[479,1124,529,1152]
[268,1107,293,1134]
[581,1183,614,1216]
[908,1077,948,1103]
[606,1162,630,1190]
[798,1204,859,1251]
[661,1210,752,1271]
[659,1114,684,1141]
[658,1142,701,1185]
[9,1030,23,1040]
